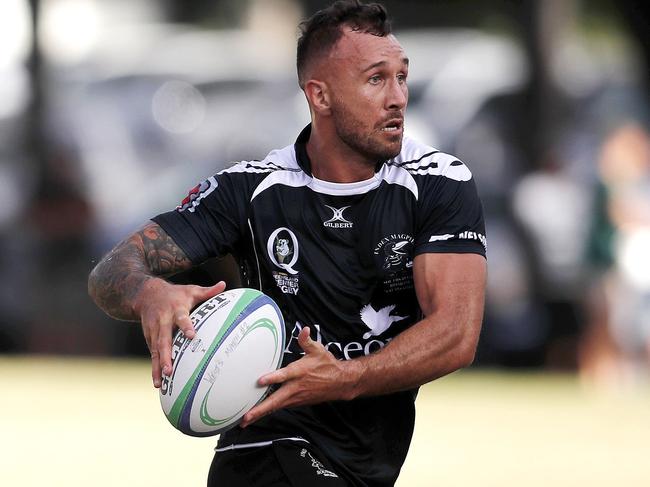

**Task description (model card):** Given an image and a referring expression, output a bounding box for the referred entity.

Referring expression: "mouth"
[380,118,403,133]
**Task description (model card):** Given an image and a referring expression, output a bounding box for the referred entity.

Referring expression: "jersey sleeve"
[152,167,252,265]
[414,156,487,258]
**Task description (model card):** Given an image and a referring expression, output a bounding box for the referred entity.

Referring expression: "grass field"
[2,356,649,486]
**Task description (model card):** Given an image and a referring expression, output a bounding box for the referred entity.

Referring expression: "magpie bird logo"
[360,304,407,339]
[383,240,410,270]
[374,233,414,271]
[323,205,353,229]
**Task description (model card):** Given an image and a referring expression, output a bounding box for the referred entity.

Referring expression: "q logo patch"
[267,227,299,275]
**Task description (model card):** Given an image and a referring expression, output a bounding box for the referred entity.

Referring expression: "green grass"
[1,357,649,486]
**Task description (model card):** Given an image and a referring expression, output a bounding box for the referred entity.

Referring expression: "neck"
[306,122,377,183]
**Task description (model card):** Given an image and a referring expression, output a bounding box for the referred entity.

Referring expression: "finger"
[151,349,162,389]
[297,326,322,355]
[258,366,292,387]
[241,386,294,428]
[142,328,153,354]
[192,281,226,304]
[158,322,173,378]
[174,312,195,339]
[144,318,163,388]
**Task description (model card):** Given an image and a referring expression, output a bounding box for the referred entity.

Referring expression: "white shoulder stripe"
[251,170,311,201]
[391,136,473,182]
[219,143,301,176]
[221,165,280,175]
[395,135,438,163]
[412,163,472,181]
[397,153,439,169]
[377,164,418,199]
[390,154,472,181]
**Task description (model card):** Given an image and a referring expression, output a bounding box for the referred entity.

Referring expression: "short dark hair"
[296,0,392,88]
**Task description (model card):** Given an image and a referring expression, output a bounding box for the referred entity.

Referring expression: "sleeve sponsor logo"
[177,176,218,213]
[429,231,487,251]
[428,234,455,242]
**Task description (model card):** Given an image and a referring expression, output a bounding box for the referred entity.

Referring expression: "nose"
[386,78,407,111]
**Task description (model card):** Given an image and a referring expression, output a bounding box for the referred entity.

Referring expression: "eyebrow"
[362,57,409,72]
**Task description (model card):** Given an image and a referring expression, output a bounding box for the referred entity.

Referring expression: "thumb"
[193,281,226,303]
[297,326,322,354]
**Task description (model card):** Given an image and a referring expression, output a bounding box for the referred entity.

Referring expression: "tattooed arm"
[88,221,192,321]
[88,221,225,387]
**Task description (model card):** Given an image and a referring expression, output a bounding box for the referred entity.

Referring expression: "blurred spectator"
[25,142,118,354]
[511,152,592,368]
[581,123,650,387]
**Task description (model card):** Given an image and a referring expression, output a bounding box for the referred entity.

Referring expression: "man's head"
[297,1,409,163]
[297,1,391,89]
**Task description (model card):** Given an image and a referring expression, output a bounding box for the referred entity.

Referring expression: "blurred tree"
[26,0,45,173]
[23,0,110,354]
[300,0,519,29]
[618,0,650,99]
[517,0,570,168]
[165,0,249,27]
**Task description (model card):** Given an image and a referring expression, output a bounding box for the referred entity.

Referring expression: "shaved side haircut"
[296,0,392,88]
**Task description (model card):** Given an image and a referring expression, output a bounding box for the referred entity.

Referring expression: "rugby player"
[89,1,487,485]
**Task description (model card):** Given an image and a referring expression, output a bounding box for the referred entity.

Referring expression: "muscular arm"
[88,221,225,387]
[88,222,194,321]
[241,252,486,426]
[347,252,486,396]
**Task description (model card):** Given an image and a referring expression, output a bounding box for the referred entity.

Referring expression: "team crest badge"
[374,233,414,271]
[373,233,415,293]
[267,227,300,295]
[177,176,218,213]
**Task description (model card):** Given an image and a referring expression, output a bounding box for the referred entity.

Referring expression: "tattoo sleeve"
[88,221,193,321]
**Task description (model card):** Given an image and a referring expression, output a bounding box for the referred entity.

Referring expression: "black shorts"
[207,440,349,487]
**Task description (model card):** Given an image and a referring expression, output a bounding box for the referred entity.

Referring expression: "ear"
[304,80,331,116]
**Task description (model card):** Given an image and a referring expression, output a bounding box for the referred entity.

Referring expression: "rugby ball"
[159,288,285,437]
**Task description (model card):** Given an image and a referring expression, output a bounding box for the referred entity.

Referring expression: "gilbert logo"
[323,205,353,229]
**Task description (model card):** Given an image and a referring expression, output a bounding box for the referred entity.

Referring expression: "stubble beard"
[331,103,403,164]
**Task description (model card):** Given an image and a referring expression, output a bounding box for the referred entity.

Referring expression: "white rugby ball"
[159,288,285,437]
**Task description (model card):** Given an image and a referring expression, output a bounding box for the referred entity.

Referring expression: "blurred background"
[1,0,649,485]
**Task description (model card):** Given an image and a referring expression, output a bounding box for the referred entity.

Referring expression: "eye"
[397,73,407,84]
[369,75,382,85]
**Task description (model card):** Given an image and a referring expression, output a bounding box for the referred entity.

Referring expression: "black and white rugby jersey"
[153,124,486,487]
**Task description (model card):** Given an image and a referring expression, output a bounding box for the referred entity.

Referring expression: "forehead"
[329,28,407,69]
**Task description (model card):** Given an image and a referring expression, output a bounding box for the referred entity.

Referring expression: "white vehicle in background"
[49,25,526,245]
